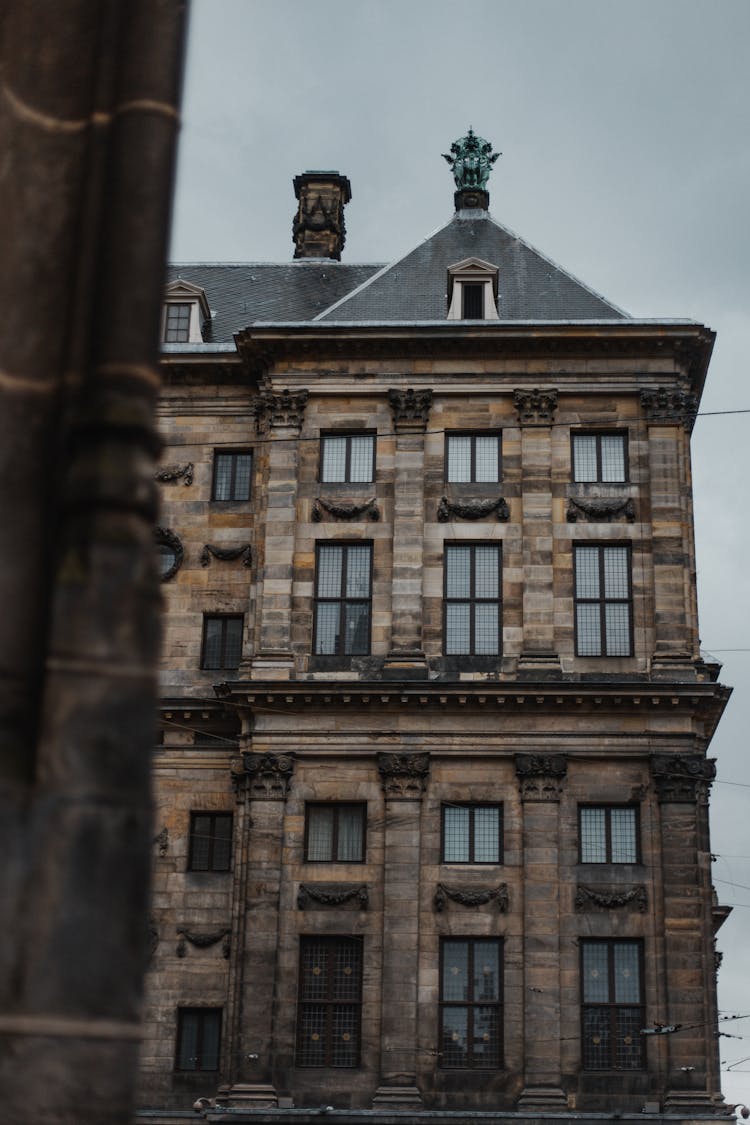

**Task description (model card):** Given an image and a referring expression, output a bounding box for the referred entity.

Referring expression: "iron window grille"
[444,543,502,656]
[313,542,372,656]
[441,804,502,864]
[579,806,639,864]
[574,544,632,656]
[175,1007,222,1071]
[305,804,366,863]
[572,432,628,483]
[446,433,502,483]
[320,432,375,484]
[581,940,644,1071]
[212,450,252,501]
[439,938,503,1069]
[296,937,363,1067]
[164,302,191,343]
[201,614,244,670]
[188,812,232,872]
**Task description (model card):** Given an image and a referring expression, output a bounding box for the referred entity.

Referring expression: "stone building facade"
[137,141,732,1124]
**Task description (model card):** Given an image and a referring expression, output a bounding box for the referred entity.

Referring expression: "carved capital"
[312,497,380,522]
[515,753,567,801]
[513,388,558,426]
[575,885,647,912]
[200,543,252,567]
[255,388,309,433]
[651,754,715,802]
[176,926,231,959]
[154,461,193,486]
[437,495,509,522]
[155,526,183,581]
[640,388,698,432]
[566,497,635,523]
[388,388,433,432]
[297,883,369,910]
[434,882,509,913]
[377,751,430,798]
[235,751,296,800]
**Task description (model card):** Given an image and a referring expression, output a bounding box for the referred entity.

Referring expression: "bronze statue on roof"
[443,127,500,190]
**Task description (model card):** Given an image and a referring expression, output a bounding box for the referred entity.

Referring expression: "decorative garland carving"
[513,388,558,425]
[388,388,433,431]
[575,885,647,913]
[651,754,715,802]
[434,882,509,913]
[153,827,169,856]
[640,388,698,432]
[312,497,380,522]
[176,926,231,959]
[437,495,509,522]
[255,388,309,433]
[200,543,252,567]
[515,753,567,801]
[566,497,635,523]
[297,883,369,910]
[238,751,296,800]
[154,526,183,581]
[154,462,193,486]
[377,752,430,798]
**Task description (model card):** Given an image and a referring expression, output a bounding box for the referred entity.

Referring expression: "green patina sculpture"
[443,127,500,190]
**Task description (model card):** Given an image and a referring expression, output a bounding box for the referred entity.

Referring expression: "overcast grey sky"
[171,0,750,1103]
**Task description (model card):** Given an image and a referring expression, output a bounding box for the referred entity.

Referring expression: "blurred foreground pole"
[0,2,188,1121]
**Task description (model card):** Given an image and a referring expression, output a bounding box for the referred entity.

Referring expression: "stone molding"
[255,388,309,433]
[651,754,716,802]
[233,751,296,800]
[377,751,430,798]
[437,495,509,522]
[515,753,567,801]
[200,543,252,567]
[154,461,193,486]
[513,388,558,426]
[155,526,183,581]
[388,388,433,431]
[176,926,231,959]
[434,882,509,913]
[312,496,380,522]
[153,826,168,856]
[640,388,698,431]
[297,883,369,910]
[575,884,647,912]
[566,496,635,523]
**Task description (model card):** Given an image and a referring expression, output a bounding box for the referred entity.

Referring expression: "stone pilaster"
[372,752,429,1108]
[384,389,432,678]
[515,753,568,1110]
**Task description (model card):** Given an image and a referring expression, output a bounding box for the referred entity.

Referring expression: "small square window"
[446,433,501,483]
[572,433,627,483]
[164,302,192,343]
[175,1007,222,1071]
[305,804,366,862]
[579,806,638,863]
[442,804,502,864]
[188,812,232,871]
[320,433,375,483]
[201,615,243,670]
[212,450,252,501]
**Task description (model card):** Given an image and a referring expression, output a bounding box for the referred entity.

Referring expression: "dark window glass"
[446,434,501,483]
[321,433,375,483]
[442,805,502,863]
[305,804,366,862]
[188,812,232,871]
[439,938,503,1068]
[164,302,191,343]
[582,941,644,1070]
[444,543,502,656]
[580,807,638,863]
[212,451,252,500]
[462,283,484,319]
[201,615,244,669]
[175,1008,222,1071]
[574,544,632,656]
[572,433,627,483]
[296,937,362,1067]
[314,543,372,656]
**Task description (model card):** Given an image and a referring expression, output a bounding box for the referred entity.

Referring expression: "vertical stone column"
[220,751,295,1110]
[640,390,698,677]
[372,752,430,1109]
[251,389,308,680]
[515,753,568,1111]
[383,388,432,679]
[652,754,718,1111]
[514,389,561,677]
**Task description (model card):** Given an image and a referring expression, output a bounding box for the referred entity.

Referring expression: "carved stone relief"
[651,754,716,802]
[377,752,430,798]
[437,495,509,522]
[153,827,169,856]
[312,497,380,522]
[575,885,647,912]
[515,753,567,801]
[155,526,183,581]
[566,497,635,523]
[513,388,558,426]
[388,388,433,431]
[235,751,296,800]
[200,543,252,567]
[176,926,231,959]
[154,462,193,486]
[255,388,309,433]
[434,882,509,913]
[297,883,369,910]
[640,388,698,432]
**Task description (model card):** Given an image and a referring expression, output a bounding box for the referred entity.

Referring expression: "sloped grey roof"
[316,209,628,322]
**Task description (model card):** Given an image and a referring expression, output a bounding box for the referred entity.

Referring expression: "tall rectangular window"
[164,302,191,342]
[188,812,232,872]
[296,937,362,1067]
[581,941,644,1070]
[446,433,501,483]
[439,938,503,1069]
[175,1008,222,1071]
[320,433,375,483]
[305,804,366,862]
[580,807,638,863]
[201,614,244,669]
[574,544,632,656]
[462,283,484,319]
[444,543,502,656]
[314,543,372,656]
[572,433,627,483]
[442,805,502,864]
[212,450,252,500]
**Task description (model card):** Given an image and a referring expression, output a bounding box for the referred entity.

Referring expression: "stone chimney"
[292,171,351,260]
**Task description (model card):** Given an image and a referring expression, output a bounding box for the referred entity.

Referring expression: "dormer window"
[447,257,499,321]
[162,280,211,344]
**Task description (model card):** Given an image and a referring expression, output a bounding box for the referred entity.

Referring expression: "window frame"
[211,448,253,501]
[175,1007,222,1072]
[439,937,503,1070]
[200,613,244,670]
[319,431,376,484]
[443,542,502,657]
[163,301,192,343]
[580,939,645,1072]
[313,541,373,658]
[571,431,629,484]
[187,811,233,872]
[573,543,633,657]
[578,805,640,864]
[440,803,503,865]
[304,803,367,864]
[445,432,502,484]
[296,936,363,1068]
[461,282,485,319]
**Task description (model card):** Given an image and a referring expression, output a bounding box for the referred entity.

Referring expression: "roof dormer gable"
[446,257,499,320]
[162,279,211,343]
